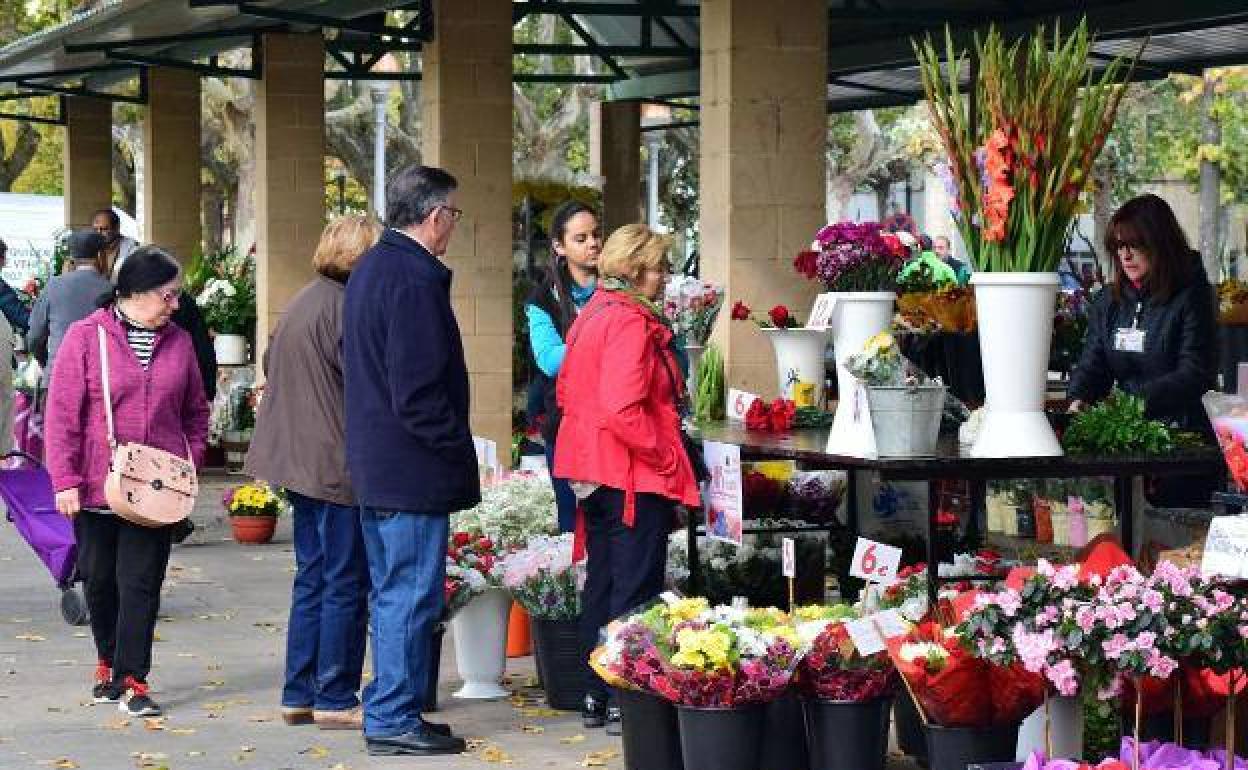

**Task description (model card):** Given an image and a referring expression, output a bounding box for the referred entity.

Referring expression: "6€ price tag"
[850,537,902,585]
[726,389,759,422]
[781,538,796,578]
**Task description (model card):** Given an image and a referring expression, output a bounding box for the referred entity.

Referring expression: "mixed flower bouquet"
[793,604,896,701]
[793,221,910,291]
[730,300,802,329]
[500,534,583,620]
[224,482,284,517]
[664,275,725,346]
[445,532,504,615]
[193,246,257,336]
[450,474,558,550]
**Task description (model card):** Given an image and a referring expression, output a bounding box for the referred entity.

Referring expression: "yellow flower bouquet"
[224,482,283,517]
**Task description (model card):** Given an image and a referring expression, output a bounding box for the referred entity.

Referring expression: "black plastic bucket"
[617,688,684,770]
[531,617,583,710]
[805,696,892,770]
[762,691,809,770]
[926,722,1020,770]
[677,704,764,770]
[1137,710,1212,750]
[894,688,928,766]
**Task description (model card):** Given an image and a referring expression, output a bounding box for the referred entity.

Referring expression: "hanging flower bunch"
[793,222,910,292]
[915,21,1138,272]
[445,532,504,615]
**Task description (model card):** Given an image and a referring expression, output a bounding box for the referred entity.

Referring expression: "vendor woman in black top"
[1068,193,1218,503]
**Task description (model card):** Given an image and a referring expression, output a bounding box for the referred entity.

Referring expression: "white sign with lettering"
[1202,515,1248,579]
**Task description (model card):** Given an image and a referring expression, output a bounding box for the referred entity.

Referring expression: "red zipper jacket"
[553,291,701,554]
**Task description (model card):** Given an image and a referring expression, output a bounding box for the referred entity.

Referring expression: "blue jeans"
[544,442,577,533]
[282,492,369,711]
[359,507,449,738]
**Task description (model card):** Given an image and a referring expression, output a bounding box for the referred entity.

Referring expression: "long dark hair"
[99,246,181,306]
[546,201,599,330]
[1105,194,1195,303]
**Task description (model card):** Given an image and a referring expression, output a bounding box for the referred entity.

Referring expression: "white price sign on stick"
[849,537,903,585]
[844,617,887,656]
[781,538,796,578]
[726,389,759,422]
[1202,515,1248,579]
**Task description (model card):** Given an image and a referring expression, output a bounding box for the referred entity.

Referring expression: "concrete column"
[255,32,325,357]
[63,97,112,229]
[590,100,642,233]
[700,0,827,397]
[143,67,201,262]
[423,0,513,454]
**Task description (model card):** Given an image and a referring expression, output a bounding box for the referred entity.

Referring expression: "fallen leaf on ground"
[72,632,88,638]
[465,739,487,751]
[143,717,166,731]
[169,728,196,736]
[15,634,46,642]
[299,746,330,759]
[478,744,512,763]
[43,759,76,769]
[239,745,255,753]
[581,749,620,767]
[52,660,76,666]
[152,632,164,642]
[519,724,544,734]
[328,764,352,770]
[101,718,131,731]
[247,714,272,723]
[560,734,586,745]
[132,752,168,768]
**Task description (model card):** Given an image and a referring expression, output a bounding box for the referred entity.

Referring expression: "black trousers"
[578,487,672,701]
[74,511,173,684]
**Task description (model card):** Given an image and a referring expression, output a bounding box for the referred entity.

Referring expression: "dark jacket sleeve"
[171,291,218,401]
[1067,292,1114,404]
[1139,283,1217,414]
[25,293,49,366]
[0,281,30,332]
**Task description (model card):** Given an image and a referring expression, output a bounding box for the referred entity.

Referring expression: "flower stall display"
[732,300,828,406]
[501,534,584,710]
[1063,391,1175,457]
[844,332,949,457]
[224,482,284,544]
[445,532,510,699]
[450,474,559,551]
[917,21,1137,458]
[895,264,977,334]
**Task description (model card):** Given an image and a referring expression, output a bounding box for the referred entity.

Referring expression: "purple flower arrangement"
[793,221,911,292]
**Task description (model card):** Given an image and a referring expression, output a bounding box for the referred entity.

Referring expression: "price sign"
[781,538,796,578]
[843,617,887,656]
[807,293,838,330]
[726,389,759,422]
[850,537,903,585]
[871,609,910,639]
[1202,515,1248,579]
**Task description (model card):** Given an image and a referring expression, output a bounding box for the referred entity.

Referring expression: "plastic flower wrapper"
[784,471,847,523]
[887,621,991,726]
[1115,737,1248,770]
[450,474,558,550]
[663,275,725,346]
[845,333,909,387]
[1203,392,1248,492]
[444,531,504,616]
[794,605,897,702]
[500,534,584,620]
[878,563,932,623]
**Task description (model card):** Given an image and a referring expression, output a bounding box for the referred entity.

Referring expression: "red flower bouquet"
[796,616,896,702]
[745,398,797,432]
[444,531,504,615]
[730,300,802,329]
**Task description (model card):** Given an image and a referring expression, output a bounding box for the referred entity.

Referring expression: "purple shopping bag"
[0,452,75,585]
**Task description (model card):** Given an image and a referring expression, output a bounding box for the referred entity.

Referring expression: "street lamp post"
[370,81,389,221]
[639,102,672,229]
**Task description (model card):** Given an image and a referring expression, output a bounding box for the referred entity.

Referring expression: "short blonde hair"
[598,224,672,284]
[313,215,382,281]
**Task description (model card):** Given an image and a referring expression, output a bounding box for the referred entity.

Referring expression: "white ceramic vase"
[451,587,511,699]
[760,328,829,404]
[1016,694,1083,761]
[970,273,1062,457]
[825,291,896,457]
[214,333,248,366]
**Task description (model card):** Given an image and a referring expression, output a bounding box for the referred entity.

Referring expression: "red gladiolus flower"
[768,305,792,328]
[731,300,751,321]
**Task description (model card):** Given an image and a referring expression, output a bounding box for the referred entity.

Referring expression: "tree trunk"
[0,122,40,191]
[1092,162,1113,279]
[1199,70,1222,282]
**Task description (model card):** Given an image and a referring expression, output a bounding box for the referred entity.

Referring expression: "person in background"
[45,247,210,718]
[246,215,381,731]
[898,235,958,286]
[524,201,601,532]
[554,224,701,734]
[27,230,114,380]
[0,238,31,332]
[92,209,139,280]
[343,165,476,757]
[932,235,971,284]
[170,290,217,403]
[1068,193,1217,504]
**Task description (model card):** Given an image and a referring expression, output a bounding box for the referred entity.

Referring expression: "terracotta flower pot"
[506,602,532,658]
[231,515,276,544]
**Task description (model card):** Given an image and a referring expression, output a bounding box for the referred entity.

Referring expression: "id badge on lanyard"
[1113,302,1146,353]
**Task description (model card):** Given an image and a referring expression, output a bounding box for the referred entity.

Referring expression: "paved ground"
[0,471,922,770]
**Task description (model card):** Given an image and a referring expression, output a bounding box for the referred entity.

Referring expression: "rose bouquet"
[664,275,725,346]
[449,474,558,550]
[793,604,896,701]
[500,534,583,620]
[793,221,909,291]
[445,532,504,615]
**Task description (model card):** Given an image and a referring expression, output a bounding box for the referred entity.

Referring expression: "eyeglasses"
[155,288,181,305]
[441,206,464,222]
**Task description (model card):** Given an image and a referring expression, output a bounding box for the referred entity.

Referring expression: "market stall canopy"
[0,0,1246,114]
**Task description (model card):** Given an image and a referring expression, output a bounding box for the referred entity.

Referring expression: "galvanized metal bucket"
[865,384,946,457]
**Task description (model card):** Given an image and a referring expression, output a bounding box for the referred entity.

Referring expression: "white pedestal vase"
[1015,694,1083,761]
[825,292,896,458]
[970,273,1062,458]
[214,333,248,365]
[450,587,511,699]
[760,328,829,404]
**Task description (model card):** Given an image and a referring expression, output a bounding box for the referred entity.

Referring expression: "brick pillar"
[255,33,325,360]
[63,97,112,229]
[143,67,201,262]
[423,0,513,455]
[590,100,642,233]
[700,0,827,397]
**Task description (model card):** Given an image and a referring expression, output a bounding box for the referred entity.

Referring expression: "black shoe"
[421,719,453,737]
[366,727,466,756]
[118,677,162,717]
[582,694,607,728]
[92,681,122,704]
[605,706,622,736]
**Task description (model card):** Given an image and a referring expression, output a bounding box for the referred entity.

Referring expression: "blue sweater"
[525,280,595,377]
[342,229,481,513]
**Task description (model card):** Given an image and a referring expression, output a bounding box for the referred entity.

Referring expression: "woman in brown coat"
[244,215,382,730]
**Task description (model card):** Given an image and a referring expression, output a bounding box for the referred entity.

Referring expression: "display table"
[693,421,1224,601]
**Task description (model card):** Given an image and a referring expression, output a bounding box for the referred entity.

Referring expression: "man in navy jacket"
[343,165,480,757]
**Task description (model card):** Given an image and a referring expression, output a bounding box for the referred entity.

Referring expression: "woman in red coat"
[554,223,702,732]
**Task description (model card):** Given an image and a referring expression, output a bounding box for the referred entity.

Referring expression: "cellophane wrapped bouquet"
[663,275,725,346]
[500,533,584,620]
[445,532,504,615]
[793,604,897,701]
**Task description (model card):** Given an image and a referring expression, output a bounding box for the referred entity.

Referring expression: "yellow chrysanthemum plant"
[224,482,284,517]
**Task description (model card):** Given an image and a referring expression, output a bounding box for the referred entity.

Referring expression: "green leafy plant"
[1061,390,1173,455]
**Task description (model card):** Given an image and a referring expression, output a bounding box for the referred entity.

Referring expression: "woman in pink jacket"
[45,246,210,718]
